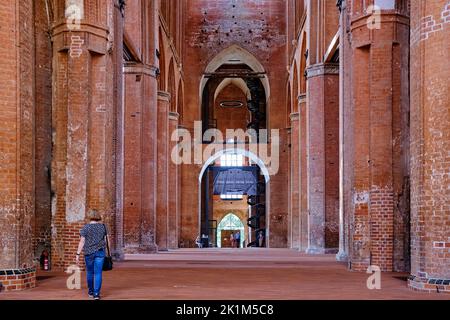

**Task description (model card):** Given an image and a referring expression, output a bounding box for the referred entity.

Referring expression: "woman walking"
[76,210,110,300]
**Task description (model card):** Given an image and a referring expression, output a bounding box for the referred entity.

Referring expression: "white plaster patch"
[51,195,57,217]
[354,191,370,204]
[433,241,446,249]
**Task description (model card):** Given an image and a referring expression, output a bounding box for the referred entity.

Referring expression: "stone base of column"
[349,261,370,272]
[408,275,450,294]
[123,244,158,254]
[335,250,348,262]
[112,249,125,261]
[0,268,36,292]
[306,247,326,254]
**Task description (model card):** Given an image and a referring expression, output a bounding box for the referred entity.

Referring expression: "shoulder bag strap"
[103,224,111,257]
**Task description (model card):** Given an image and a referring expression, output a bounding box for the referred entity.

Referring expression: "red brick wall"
[409,0,450,290]
[0,0,35,271]
[0,268,36,292]
[214,85,249,134]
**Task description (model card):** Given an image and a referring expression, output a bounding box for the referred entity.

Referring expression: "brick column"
[336,0,349,263]
[408,0,450,292]
[168,112,180,249]
[122,0,159,254]
[0,0,36,291]
[123,63,159,253]
[50,1,118,269]
[346,8,410,272]
[289,112,300,249]
[112,0,125,260]
[305,63,340,254]
[156,91,170,251]
[299,94,308,251]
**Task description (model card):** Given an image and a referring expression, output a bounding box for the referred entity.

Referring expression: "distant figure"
[201,233,209,248]
[230,232,235,248]
[257,231,264,247]
[235,231,241,248]
[195,235,202,248]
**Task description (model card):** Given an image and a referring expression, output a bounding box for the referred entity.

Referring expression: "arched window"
[217,213,245,248]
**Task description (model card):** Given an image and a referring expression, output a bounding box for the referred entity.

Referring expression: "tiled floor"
[0,249,447,300]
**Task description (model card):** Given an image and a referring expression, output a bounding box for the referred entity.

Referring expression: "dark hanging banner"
[211,166,259,196]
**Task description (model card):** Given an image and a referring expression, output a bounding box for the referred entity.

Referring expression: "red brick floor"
[0,249,448,300]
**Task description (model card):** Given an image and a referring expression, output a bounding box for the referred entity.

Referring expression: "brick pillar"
[50,1,117,269]
[168,112,180,249]
[289,112,300,249]
[156,91,170,251]
[346,7,410,272]
[0,0,36,291]
[122,63,159,253]
[336,0,349,263]
[305,63,340,254]
[112,1,125,260]
[408,0,450,292]
[299,94,308,251]
[121,0,159,254]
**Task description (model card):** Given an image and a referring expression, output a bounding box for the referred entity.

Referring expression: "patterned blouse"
[80,223,108,256]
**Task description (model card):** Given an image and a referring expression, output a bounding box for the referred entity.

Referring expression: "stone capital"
[289,112,300,121]
[51,24,109,55]
[298,94,307,104]
[124,62,159,78]
[169,112,180,121]
[306,63,339,79]
[157,91,171,102]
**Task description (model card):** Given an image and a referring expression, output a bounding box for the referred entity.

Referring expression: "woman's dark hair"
[87,210,102,221]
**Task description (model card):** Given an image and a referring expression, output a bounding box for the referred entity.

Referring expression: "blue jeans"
[84,249,105,296]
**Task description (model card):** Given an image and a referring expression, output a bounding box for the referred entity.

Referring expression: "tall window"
[220,194,243,200]
[219,154,244,199]
[220,154,244,167]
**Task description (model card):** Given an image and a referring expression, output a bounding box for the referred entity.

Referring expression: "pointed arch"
[198,149,270,183]
[168,58,176,112]
[299,33,307,94]
[158,28,166,91]
[177,78,184,121]
[200,45,270,100]
[214,78,251,103]
[287,82,292,126]
[292,62,299,113]
[216,213,245,248]
[198,148,271,247]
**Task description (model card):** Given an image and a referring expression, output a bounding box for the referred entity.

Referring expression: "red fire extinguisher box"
[40,250,51,271]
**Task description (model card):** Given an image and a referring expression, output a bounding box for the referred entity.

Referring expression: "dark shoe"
[88,291,94,298]
[94,295,101,300]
